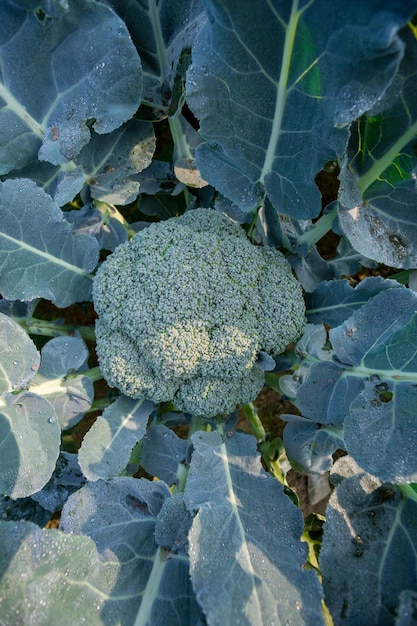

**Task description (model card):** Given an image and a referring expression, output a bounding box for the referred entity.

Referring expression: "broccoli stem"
[173,463,189,494]
[242,402,292,488]
[241,402,266,441]
[68,366,103,383]
[84,397,113,414]
[296,203,338,247]
[94,200,136,239]
[173,414,207,494]
[21,317,96,342]
[188,414,207,437]
[398,484,417,504]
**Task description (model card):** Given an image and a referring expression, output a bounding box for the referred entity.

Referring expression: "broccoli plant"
[1,1,417,625]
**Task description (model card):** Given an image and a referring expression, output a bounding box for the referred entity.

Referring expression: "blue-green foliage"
[283,280,417,483]
[0,0,417,624]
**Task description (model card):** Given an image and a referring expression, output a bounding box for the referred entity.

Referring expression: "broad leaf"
[154,492,193,554]
[31,451,85,513]
[65,204,128,252]
[0,0,142,172]
[0,315,61,498]
[305,277,403,327]
[294,360,363,427]
[36,336,89,377]
[140,424,188,486]
[281,413,340,474]
[30,336,94,430]
[186,0,414,219]
[320,457,417,626]
[0,312,39,395]
[78,396,154,481]
[184,431,324,626]
[0,520,119,625]
[283,284,417,483]
[396,591,417,626]
[338,25,417,268]
[107,0,204,115]
[0,392,60,499]
[0,494,52,527]
[5,160,85,208]
[9,120,156,207]
[0,453,84,525]
[80,120,156,205]
[0,179,98,306]
[61,477,203,625]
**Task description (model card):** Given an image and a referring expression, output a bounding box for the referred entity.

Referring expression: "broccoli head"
[93,208,305,417]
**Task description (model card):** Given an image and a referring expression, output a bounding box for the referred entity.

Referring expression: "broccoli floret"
[93,208,305,417]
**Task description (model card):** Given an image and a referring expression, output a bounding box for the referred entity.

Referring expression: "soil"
[239,387,332,517]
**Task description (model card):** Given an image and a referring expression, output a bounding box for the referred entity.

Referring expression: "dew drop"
[48,416,57,424]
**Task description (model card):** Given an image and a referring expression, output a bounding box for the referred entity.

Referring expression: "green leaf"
[0,0,142,172]
[0,520,119,626]
[184,431,324,625]
[30,337,94,431]
[186,0,413,219]
[292,285,417,483]
[0,393,60,499]
[338,25,417,268]
[7,120,156,207]
[305,276,403,327]
[82,120,156,206]
[60,477,203,625]
[78,396,153,480]
[140,424,188,486]
[31,451,85,514]
[321,457,417,626]
[108,0,204,115]
[0,312,39,395]
[0,315,61,498]
[0,179,98,306]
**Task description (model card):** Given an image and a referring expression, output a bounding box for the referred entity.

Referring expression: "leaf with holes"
[338,26,417,268]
